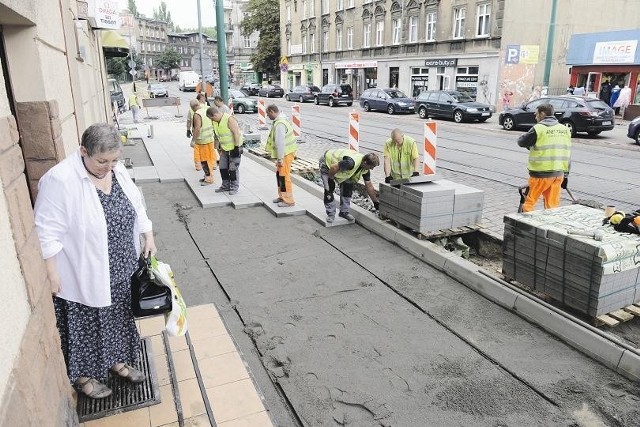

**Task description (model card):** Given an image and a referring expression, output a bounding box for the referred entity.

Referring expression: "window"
[321,0,328,14]
[302,0,307,18]
[347,27,353,49]
[476,4,490,37]
[364,0,371,4]
[336,28,343,50]
[323,31,328,52]
[376,21,384,46]
[244,36,251,48]
[287,38,291,55]
[453,7,465,39]
[426,12,436,41]
[409,16,418,43]
[310,33,315,53]
[392,19,401,45]
[286,5,291,22]
[302,35,308,53]
[363,23,371,48]
[337,0,344,11]
[347,0,354,8]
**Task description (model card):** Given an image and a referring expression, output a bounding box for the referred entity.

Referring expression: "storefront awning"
[101,30,129,58]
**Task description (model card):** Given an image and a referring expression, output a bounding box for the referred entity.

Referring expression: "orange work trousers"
[522,176,563,212]
[195,143,217,183]
[276,153,296,205]
[194,140,218,170]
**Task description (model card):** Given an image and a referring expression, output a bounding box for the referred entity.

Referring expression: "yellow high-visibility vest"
[195,106,214,144]
[384,135,417,180]
[265,117,297,159]
[325,149,366,183]
[528,123,571,173]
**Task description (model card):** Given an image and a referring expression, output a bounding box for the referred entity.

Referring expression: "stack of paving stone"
[378,179,484,233]
[503,204,640,317]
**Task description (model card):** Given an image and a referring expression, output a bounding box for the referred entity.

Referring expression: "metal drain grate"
[77,337,161,422]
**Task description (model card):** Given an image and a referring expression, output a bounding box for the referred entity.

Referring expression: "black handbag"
[131,255,172,318]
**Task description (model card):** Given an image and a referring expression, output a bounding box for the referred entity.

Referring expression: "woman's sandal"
[76,378,112,399]
[111,363,146,383]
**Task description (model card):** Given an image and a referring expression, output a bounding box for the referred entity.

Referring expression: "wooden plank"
[623,305,640,316]
[595,314,620,327]
[609,309,635,322]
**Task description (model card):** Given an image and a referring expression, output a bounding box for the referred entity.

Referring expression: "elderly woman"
[34,123,157,399]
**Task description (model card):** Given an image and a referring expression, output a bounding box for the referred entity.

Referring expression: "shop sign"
[505,45,539,64]
[335,60,378,69]
[424,58,457,67]
[411,76,429,82]
[593,40,638,64]
[456,76,478,88]
[88,0,120,29]
[288,64,304,71]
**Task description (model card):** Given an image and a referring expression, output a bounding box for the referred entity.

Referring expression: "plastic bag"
[150,257,188,336]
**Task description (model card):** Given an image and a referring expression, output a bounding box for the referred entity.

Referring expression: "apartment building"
[227,0,260,85]
[281,0,640,107]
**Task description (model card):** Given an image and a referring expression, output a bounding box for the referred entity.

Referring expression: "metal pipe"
[215,0,229,101]
[197,0,205,88]
[542,0,558,87]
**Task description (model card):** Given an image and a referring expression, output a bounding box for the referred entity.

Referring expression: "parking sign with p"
[506,45,520,64]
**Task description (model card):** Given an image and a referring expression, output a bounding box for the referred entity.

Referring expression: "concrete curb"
[244,151,640,382]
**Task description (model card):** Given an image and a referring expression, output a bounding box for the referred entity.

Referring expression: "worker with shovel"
[517,103,571,212]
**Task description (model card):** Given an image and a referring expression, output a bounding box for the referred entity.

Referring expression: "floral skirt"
[53,279,140,384]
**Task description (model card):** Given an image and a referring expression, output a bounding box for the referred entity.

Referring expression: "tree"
[153,1,173,26]
[180,27,217,39]
[106,57,126,79]
[156,48,182,71]
[127,0,138,17]
[241,0,280,75]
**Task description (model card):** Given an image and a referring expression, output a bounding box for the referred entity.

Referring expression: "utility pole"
[215,0,229,102]
[542,0,558,89]
[197,0,206,83]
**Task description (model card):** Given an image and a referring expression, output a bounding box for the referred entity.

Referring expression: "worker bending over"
[207,106,243,195]
[265,104,298,207]
[383,128,420,183]
[190,99,217,186]
[187,94,207,171]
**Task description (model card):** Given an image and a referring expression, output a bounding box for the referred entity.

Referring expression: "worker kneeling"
[517,103,571,212]
[320,149,380,224]
[383,128,420,183]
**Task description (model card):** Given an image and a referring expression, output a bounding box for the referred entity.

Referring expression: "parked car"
[108,78,125,112]
[628,116,640,144]
[258,84,285,98]
[360,88,415,114]
[415,90,492,122]
[241,82,261,96]
[228,89,257,114]
[285,85,321,102]
[315,84,353,107]
[178,71,199,92]
[499,95,615,136]
[147,83,168,98]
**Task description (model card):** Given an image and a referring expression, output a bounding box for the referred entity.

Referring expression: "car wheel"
[418,106,427,119]
[285,94,290,101]
[329,98,335,107]
[346,102,352,106]
[314,96,319,105]
[387,104,395,115]
[635,130,640,145]
[363,102,370,112]
[587,130,601,136]
[299,95,304,103]
[453,110,464,123]
[502,115,515,130]
[237,104,246,114]
[563,120,577,137]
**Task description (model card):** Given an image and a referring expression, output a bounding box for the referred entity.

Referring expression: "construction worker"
[517,103,571,212]
[320,149,380,223]
[206,106,243,195]
[196,78,213,99]
[190,99,217,186]
[128,91,141,123]
[213,96,232,114]
[383,128,420,183]
[187,94,207,171]
[265,104,298,207]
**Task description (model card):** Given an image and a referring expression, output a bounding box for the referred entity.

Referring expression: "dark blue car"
[629,116,640,144]
[360,88,415,114]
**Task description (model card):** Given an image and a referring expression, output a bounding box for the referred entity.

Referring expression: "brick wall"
[0,111,76,426]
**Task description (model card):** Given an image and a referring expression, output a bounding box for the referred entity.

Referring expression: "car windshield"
[585,99,611,110]
[149,84,164,90]
[448,91,474,102]
[230,90,245,98]
[386,90,408,99]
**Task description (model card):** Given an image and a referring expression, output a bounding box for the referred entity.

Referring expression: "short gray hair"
[206,106,220,117]
[81,123,121,156]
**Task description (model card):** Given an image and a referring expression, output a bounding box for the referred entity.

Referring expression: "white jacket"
[34,149,152,307]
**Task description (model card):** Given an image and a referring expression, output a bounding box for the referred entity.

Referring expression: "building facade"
[0,0,118,424]
[226,0,260,85]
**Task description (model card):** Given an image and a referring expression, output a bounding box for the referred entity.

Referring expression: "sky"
[118,0,217,29]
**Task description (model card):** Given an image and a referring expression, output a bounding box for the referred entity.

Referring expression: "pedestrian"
[609,84,621,108]
[34,123,157,399]
[190,99,217,186]
[206,106,243,195]
[383,128,420,183]
[517,103,571,212]
[572,85,585,96]
[128,91,141,123]
[599,80,612,105]
[213,95,232,114]
[320,149,380,223]
[187,94,207,171]
[613,84,632,118]
[265,104,298,207]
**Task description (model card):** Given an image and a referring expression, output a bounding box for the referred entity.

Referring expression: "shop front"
[567,29,640,119]
[334,60,377,98]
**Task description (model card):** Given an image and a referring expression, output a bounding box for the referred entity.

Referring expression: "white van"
[178,71,200,92]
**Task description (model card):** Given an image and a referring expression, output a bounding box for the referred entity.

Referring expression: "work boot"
[277,201,295,207]
[339,212,355,221]
[273,197,283,203]
[215,187,229,193]
[229,190,238,195]
[326,215,335,224]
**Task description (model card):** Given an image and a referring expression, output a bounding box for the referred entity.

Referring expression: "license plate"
[602,121,611,125]
[482,112,490,116]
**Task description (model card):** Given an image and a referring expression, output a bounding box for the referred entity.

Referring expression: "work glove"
[324,190,334,203]
[373,201,380,210]
[561,176,568,189]
[190,140,195,148]
[412,171,420,177]
[186,129,192,138]
[231,146,241,158]
[384,176,392,184]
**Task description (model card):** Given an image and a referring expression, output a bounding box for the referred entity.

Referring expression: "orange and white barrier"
[228,97,234,115]
[258,98,267,129]
[423,120,437,175]
[348,111,359,151]
[291,104,301,137]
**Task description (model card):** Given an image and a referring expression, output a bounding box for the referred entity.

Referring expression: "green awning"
[101,30,129,57]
